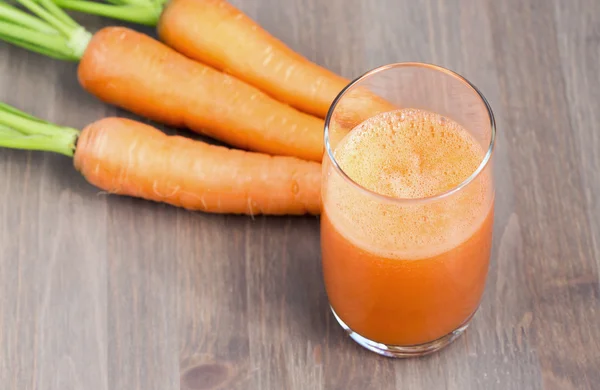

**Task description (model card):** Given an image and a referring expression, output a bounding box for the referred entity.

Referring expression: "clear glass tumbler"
[321,63,496,357]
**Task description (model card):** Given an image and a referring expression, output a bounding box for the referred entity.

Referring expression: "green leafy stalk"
[0,2,56,33]
[0,102,80,157]
[0,21,80,60]
[17,0,74,36]
[52,0,165,26]
[0,124,25,137]
[0,1,92,61]
[39,0,80,29]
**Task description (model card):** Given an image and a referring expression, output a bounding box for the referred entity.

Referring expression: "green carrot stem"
[16,0,74,36]
[0,34,77,60]
[52,0,162,26]
[0,2,57,33]
[0,124,24,137]
[0,2,91,60]
[38,0,80,29]
[0,21,80,60]
[0,134,76,156]
[0,109,60,137]
[0,102,55,127]
[109,0,156,7]
[0,103,79,157]
[102,0,127,5]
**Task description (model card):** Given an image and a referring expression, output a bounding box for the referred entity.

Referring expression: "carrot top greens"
[0,0,91,60]
[52,0,165,26]
[0,102,79,157]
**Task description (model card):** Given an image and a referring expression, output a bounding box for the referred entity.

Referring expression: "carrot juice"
[321,108,494,349]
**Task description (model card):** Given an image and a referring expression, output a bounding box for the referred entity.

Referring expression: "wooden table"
[1,0,599,389]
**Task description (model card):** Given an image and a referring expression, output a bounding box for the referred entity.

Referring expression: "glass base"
[331,308,472,358]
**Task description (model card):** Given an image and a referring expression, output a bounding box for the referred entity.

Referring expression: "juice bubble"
[324,108,493,260]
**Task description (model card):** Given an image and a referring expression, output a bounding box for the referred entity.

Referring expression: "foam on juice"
[324,108,494,260]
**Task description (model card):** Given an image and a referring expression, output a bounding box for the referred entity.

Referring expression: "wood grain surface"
[1,0,599,389]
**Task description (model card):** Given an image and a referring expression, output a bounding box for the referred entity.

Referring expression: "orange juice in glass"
[321,63,495,357]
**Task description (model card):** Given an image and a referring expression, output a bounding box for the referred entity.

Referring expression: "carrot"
[157,0,349,119]
[50,0,349,118]
[51,0,396,122]
[79,27,324,161]
[0,2,324,161]
[0,103,321,215]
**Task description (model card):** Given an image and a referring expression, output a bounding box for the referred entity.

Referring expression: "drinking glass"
[321,63,496,357]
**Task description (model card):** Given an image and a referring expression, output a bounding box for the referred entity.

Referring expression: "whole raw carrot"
[157,0,396,127]
[0,3,324,161]
[46,0,396,125]
[157,0,348,119]
[0,103,321,215]
[79,27,324,161]
[77,118,322,214]
[46,0,352,118]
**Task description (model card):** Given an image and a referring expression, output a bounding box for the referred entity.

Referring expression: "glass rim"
[323,62,496,205]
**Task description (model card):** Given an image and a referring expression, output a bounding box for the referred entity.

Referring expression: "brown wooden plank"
[106,199,179,390]
[0,45,110,389]
[176,213,252,390]
[243,217,324,389]
[553,0,600,274]
[487,0,600,388]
